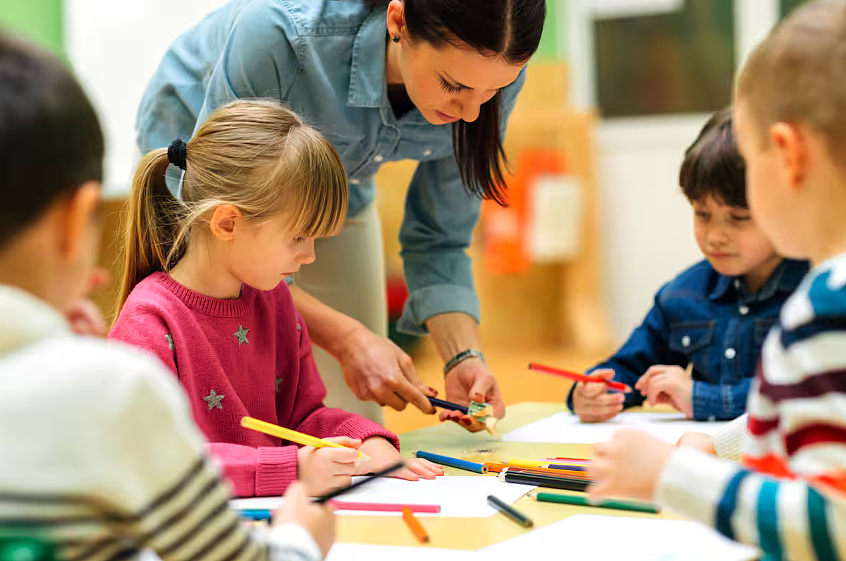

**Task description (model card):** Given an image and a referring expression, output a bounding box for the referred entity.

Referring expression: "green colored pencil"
[534,492,660,514]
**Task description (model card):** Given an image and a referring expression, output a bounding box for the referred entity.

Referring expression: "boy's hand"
[588,429,674,502]
[636,365,693,418]
[356,437,444,481]
[676,431,716,455]
[572,369,625,423]
[297,437,360,496]
[273,482,335,558]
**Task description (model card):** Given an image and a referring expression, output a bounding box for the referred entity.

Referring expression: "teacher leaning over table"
[135,0,546,427]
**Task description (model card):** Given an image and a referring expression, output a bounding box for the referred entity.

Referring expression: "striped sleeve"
[655,276,846,561]
[105,356,321,561]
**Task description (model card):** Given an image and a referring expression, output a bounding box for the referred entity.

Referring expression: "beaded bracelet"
[443,349,486,377]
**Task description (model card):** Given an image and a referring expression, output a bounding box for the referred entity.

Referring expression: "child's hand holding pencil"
[356,437,444,481]
[273,482,336,557]
[297,436,362,495]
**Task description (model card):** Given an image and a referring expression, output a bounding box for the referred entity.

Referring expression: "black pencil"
[314,460,405,504]
[498,468,590,493]
[427,396,469,414]
[487,494,534,528]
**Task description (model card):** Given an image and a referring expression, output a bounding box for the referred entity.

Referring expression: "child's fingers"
[320,447,360,466]
[637,366,666,394]
[389,466,421,481]
[407,458,442,479]
[322,436,362,449]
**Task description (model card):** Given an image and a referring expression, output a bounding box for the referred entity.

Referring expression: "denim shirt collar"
[708,259,808,303]
[346,7,430,126]
[347,8,388,109]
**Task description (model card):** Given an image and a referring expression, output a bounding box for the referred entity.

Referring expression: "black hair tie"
[167,139,187,171]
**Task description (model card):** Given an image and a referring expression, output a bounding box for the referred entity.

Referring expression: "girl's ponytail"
[114,150,185,320]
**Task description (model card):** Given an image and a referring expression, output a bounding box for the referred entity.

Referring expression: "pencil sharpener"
[467,401,500,439]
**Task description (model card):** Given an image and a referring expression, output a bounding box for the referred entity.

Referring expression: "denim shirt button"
[423,149,432,157]
[739,305,750,315]
[725,347,737,359]
[350,179,360,185]
[373,155,384,162]
[681,335,691,348]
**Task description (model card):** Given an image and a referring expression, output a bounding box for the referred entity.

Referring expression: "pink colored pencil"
[330,501,440,514]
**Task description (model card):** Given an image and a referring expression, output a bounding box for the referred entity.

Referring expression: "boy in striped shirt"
[589,1,846,559]
[0,30,333,561]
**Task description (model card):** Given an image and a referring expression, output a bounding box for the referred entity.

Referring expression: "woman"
[135,0,546,426]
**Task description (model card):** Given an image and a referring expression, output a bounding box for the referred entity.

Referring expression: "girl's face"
[227,212,316,292]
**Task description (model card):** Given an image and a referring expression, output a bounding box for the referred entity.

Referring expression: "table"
[336,402,684,549]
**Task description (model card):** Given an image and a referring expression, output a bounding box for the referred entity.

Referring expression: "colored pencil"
[237,501,441,520]
[498,468,590,492]
[414,451,485,474]
[402,508,430,543]
[241,416,367,460]
[487,495,534,528]
[534,492,660,514]
[528,363,631,393]
[483,463,588,478]
[427,396,469,415]
[314,461,405,504]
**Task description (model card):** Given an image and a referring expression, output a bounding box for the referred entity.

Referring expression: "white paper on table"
[502,412,730,444]
[326,543,477,561]
[480,515,758,561]
[231,475,535,517]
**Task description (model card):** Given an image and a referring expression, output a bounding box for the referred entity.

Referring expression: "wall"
[595,115,705,341]
[0,0,63,54]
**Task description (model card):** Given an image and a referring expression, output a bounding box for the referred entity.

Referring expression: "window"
[594,0,735,117]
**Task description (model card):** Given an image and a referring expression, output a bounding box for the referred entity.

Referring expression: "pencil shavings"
[468,401,501,439]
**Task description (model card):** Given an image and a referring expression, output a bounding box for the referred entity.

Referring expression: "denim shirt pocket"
[668,321,715,374]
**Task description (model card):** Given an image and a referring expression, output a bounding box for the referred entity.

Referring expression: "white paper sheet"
[503,412,730,444]
[326,543,475,561]
[231,475,535,517]
[480,515,758,561]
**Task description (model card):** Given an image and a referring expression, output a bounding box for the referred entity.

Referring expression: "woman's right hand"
[273,482,336,558]
[572,369,625,423]
[337,324,436,414]
[296,437,360,496]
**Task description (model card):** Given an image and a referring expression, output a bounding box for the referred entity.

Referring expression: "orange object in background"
[482,150,569,274]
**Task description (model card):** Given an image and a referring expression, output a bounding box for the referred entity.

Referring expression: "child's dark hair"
[679,107,747,208]
[0,32,104,247]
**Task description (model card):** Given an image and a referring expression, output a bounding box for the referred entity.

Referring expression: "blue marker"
[414,451,485,474]
[238,509,272,521]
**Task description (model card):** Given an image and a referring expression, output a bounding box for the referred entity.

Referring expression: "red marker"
[528,363,631,393]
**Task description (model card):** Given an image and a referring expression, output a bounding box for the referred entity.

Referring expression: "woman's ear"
[386,0,406,39]
[59,181,101,260]
[209,204,242,241]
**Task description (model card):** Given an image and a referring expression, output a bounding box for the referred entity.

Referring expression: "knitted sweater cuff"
[255,446,299,497]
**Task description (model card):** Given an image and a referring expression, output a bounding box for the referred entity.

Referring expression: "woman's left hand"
[441,358,505,431]
[356,437,443,481]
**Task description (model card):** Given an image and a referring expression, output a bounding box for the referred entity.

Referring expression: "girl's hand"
[274,482,335,558]
[572,369,625,423]
[356,437,443,481]
[297,436,361,496]
[588,429,674,503]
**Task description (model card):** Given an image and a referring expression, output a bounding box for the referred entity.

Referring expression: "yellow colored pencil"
[241,416,367,460]
[507,460,553,469]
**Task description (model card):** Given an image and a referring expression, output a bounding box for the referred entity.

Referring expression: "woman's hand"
[440,358,505,432]
[337,325,436,414]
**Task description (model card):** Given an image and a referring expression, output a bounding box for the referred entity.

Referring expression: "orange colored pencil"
[402,507,430,543]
